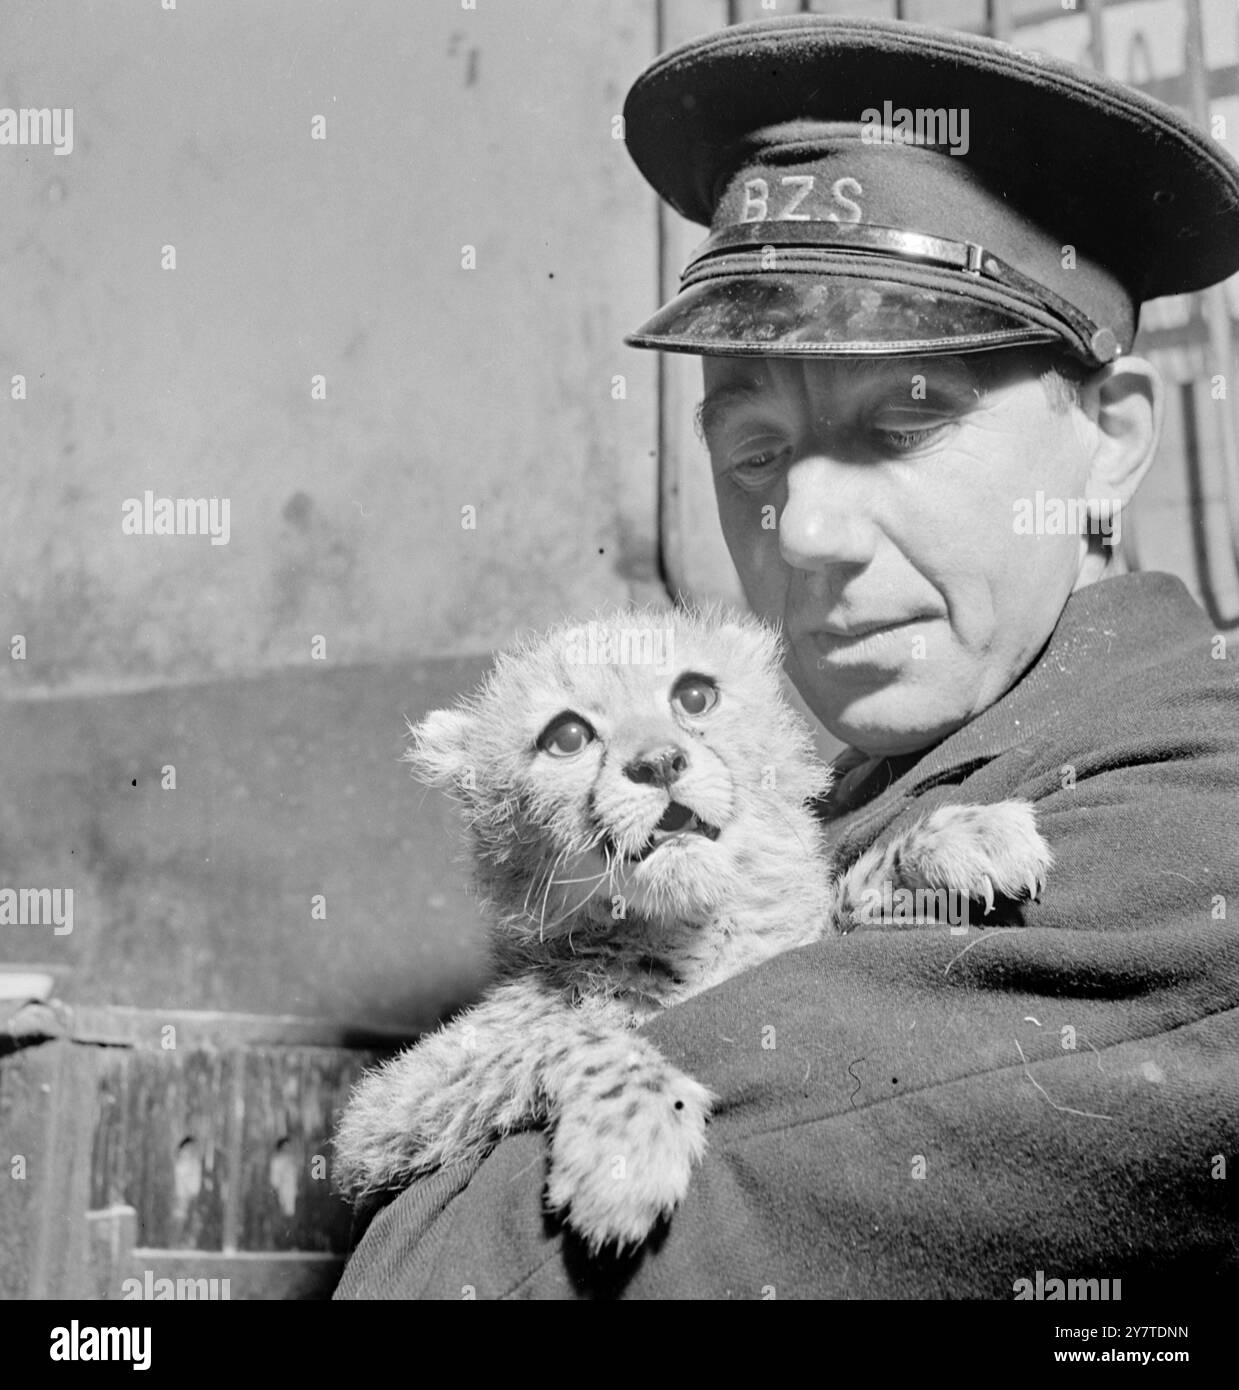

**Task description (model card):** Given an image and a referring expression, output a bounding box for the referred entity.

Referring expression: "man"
[336,16,1239,1298]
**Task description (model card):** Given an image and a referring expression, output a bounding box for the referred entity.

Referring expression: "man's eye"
[728,451,788,488]
[726,437,789,485]
[537,714,594,757]
[671,675,719,716]
[871,400,965,453]
[880,426,947,452]
[872,416,953,453]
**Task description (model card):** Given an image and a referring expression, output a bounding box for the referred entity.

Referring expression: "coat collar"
[820,571,1208,823]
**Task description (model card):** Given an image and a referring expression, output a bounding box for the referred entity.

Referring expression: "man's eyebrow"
[693,357,988,442]
[694,382,765,442]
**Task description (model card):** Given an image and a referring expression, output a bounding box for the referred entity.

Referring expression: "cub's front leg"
[332,977,712,1253]
[333,978,551,1197]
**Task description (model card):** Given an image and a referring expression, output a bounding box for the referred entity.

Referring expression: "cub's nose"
[624,744,688,788]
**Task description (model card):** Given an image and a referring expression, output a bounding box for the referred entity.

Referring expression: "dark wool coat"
[335,573,1239,1299]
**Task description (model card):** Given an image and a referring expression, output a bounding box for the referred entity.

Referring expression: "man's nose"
[778,456,877,571]
[624,745,688,788]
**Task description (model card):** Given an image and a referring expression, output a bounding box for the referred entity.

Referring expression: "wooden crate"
[0,1003,415,1300]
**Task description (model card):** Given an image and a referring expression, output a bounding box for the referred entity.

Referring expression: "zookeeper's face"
[700,350,1098,757]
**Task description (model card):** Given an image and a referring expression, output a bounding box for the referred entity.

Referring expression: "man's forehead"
[698,354,981,417]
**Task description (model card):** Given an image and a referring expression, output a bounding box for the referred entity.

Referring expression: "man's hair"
[966,344,1089,415]
[1038,352,1089,414]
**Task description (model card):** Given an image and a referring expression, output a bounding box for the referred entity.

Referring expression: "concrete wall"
[1,0,661,699]
[0,0,663,1023]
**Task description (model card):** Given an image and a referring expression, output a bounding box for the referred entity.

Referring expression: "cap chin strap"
[686,220,1121,364]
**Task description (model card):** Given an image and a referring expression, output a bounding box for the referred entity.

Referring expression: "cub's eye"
[536,713,594,757]
[671,675,719,717]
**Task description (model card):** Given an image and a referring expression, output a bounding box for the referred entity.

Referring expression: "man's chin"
[813,692,967,759]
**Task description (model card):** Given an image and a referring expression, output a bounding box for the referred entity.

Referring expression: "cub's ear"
[404,707,475,789]
[712,612,784,669]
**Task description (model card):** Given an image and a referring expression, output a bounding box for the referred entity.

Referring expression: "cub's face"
[410,608,828,934]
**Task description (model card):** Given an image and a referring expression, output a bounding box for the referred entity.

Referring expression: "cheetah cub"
[334,605,1051,1253]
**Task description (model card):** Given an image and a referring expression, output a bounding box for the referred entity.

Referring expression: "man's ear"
[404,706,476,790]
[1077,354,1163,516]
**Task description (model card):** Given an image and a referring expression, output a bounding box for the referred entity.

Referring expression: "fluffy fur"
[333,604,1051,1252]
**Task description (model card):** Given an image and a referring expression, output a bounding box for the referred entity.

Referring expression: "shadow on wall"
[0,652,495,1025]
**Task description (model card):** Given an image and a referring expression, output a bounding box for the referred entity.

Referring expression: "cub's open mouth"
[628,801,721,863]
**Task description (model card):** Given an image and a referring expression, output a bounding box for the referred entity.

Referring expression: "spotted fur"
[333,604,1051,1253]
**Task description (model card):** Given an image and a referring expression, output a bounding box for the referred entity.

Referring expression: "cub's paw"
[547,1067,713,1254]
[893,799,1053,915]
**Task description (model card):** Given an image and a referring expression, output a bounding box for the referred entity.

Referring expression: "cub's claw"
[889,799,1053,915]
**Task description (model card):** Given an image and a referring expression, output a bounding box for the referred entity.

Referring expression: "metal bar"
[1084,0,1107,72]
[1184,0,1239,578]
[654,0,743,608]
[655,0,673,601]
[986,0,1013,45]
[1180,381,1239,627]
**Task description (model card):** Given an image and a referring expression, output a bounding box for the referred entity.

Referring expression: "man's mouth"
[813,614,925,640]
[617,801,721,863]
[800,613,943,670]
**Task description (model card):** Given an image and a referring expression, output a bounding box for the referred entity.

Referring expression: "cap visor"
[625,270,1064,357]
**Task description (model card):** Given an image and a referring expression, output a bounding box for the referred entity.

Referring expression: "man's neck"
[1072,545,1126,593]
